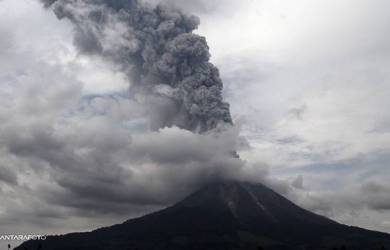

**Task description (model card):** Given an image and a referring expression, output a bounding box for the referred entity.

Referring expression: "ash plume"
[41,0,232,133]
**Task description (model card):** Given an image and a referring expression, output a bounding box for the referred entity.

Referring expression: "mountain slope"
[17,181,390,250]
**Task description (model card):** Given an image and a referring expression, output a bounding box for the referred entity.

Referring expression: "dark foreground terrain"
[17,181,390,250]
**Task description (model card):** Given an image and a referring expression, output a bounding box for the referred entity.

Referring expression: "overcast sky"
[1,0,390,238]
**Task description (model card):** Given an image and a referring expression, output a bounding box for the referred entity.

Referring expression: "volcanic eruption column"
[41,0,233,133]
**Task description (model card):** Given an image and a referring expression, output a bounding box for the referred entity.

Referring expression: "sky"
[0,0,390,238]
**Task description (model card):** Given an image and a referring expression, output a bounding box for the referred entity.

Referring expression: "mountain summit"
[18,181,390,250]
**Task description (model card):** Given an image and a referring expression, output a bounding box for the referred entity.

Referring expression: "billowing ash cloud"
[41,0,232,133]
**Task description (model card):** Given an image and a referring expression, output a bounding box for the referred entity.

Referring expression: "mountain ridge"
[17,181,390,250]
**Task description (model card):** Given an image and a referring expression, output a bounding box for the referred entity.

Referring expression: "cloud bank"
[0,0,260,235]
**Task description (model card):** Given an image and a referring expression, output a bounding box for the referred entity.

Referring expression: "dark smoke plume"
[41,0,232,132]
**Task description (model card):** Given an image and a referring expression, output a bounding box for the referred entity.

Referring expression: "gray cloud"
[147,0,241,15]
[0,166,17,185]
[279,153,390,233]
[361,182,390,211]
[41,0,232,133]
[1,116,250,219]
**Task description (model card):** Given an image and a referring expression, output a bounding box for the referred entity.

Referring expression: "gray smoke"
[41,0,232,133]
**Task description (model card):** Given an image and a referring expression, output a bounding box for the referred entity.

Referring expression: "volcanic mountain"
[18,181,390,250]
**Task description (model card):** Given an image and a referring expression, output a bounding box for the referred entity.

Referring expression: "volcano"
[18,181,390,250]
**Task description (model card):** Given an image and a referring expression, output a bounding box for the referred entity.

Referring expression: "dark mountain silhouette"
[17,181,390,250]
